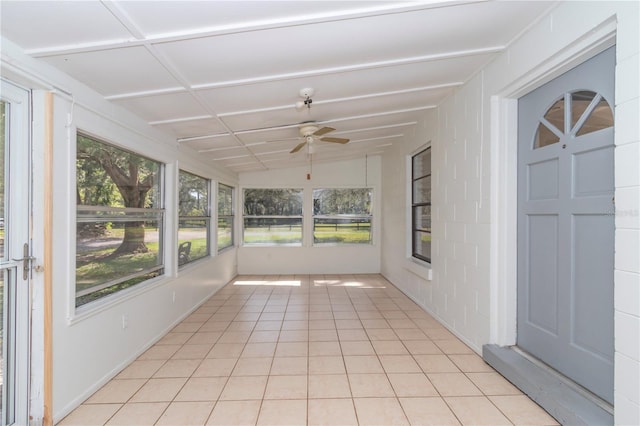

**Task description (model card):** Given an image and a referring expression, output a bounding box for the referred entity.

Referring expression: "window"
[178,170,210,266]
[76,133,164,307]
[412,147,431,262]
[217,183,234,252]
[243,189,303,246]
[313,188,372,245]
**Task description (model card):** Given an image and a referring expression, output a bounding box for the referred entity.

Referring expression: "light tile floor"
[59,274,559,426]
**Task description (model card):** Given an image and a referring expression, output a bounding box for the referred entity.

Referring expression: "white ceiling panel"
[0,0,555,174]
[0,1,132,51]
[43,47,180,97]
[112,92,209,122]
[117,1,402,38]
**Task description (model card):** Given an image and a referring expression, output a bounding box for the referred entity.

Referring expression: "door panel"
[0,80,31,425]
[517,46,615,404]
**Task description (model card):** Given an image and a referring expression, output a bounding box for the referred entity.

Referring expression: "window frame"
[75,132,165,307]
[312,187,373,246]
[178,169,211,267]
[242,188,304,247]
[411,146,431,263]
[217,183,235,253]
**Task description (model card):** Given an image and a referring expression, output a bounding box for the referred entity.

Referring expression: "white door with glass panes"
[0,80,31,425]
[517,47,615,404]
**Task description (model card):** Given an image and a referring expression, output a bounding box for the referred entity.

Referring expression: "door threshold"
[483,344,613,425]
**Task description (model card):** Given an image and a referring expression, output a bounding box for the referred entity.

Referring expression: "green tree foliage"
[313,188,372,215]
[244,189,303,216]
[179,170,208,216]
[77,134,160,256]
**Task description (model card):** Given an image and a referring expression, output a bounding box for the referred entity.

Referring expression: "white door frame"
[488,26,617,346]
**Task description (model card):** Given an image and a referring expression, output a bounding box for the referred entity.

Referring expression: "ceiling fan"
[290,123,350,154]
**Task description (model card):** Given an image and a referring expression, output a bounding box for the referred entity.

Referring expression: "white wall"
[1,38,240,422]
[238,156,381,275]
[381,2,639,424]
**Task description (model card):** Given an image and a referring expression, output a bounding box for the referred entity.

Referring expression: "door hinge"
[12,243,36,280]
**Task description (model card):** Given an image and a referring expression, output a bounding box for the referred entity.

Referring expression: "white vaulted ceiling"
[0,1,554,173]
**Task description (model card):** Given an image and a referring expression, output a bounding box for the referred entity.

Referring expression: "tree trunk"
[109,221,149,257]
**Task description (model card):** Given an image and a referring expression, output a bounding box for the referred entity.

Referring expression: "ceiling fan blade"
[313,126,335,136]
[320,137,350,144]
[290,141,307,153]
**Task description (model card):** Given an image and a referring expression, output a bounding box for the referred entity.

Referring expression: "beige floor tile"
[395,328,429,340]
[199,321,230,332]
[130,378,187,402]
[308,398,358,426]
[387,373,438,397]
[445,396,512,425]
[281,320,308,331]
[206,400,261,425]
[175,377,227,402]
[172,323,202,333]
[270,356,308,375]
[466,372,522,395]
[58,404,122,425]
[193,358,237,377]
[219,375,268,400]
[278,329,309,342]
[361,319,391,329]
[379,355,422,373]
[157,332,194,345]
[116,360,165,379]
[105,402,168,425]
[414,354,461,373]
[490,395,560,425]
[172,344,214,360]
[264,375,307,399]
[232,357,273,376]
[153,359,201,378]
[449,354,495,372]
[309,319,337,330]
[240,342,276,358]
[424,328,457,340]
[340,340,375,355]
[357,311,383,320]
[366,328,399,341]
[337,328,369,341]
[138,344,181,360]
[403,340,443,355]
[333,311,359,320]
[226,321,256,331]
[86,379,147,404]
[309,356,346,374]
[335,319,363,329]
[259,312,285,321]
[371,340,409,355]
[249,330,280,343]
[434,339,475,354]
[310,311,334,320]
[217,331,251,344]
[155,401,215,425]
[309,329,339,341]
[206,343,244,359]
[309,341,342,356]
[254,320,282,331]
[344,355,384,374]
[428,373,483,397]
[388,319,418,329]
[187,332,222,346]
[275,341,308,357]
[257,399,307,426]
[348,373,395,397]
[308,374,352,398]
[399,397,461,425]
[353,397,409,426]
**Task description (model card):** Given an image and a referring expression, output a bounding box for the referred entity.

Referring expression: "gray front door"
[517,47,615,404]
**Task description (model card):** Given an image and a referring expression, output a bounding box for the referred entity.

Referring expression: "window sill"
[405,258,432,281]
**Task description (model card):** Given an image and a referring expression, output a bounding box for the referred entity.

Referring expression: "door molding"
[489,25,617,346]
